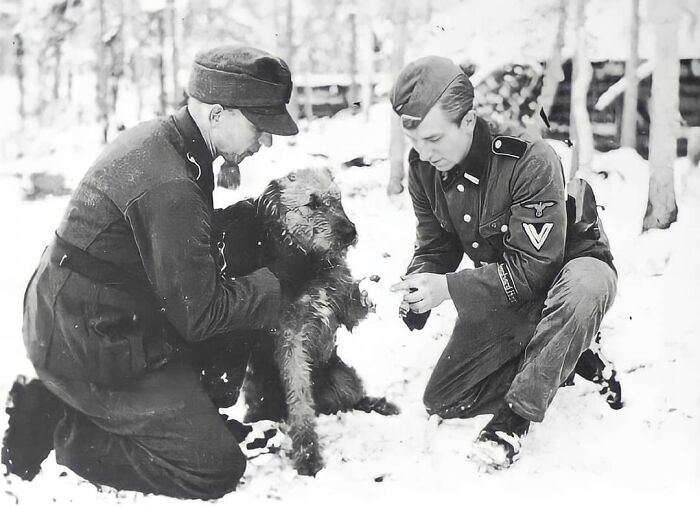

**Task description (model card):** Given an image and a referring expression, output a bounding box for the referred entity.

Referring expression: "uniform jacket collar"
[441,116,491,188]
[170,106,215,198]
[460,116,491,183]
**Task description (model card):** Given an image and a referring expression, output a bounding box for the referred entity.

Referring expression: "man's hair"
[435,73,473,124]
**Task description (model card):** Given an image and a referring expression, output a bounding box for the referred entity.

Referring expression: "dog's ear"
[258,180,284,222]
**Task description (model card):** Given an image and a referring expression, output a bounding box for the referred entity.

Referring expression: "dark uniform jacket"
[407,117,614,323]
[23,106,281,385]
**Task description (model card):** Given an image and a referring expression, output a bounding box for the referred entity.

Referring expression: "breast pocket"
[479,209,510,246]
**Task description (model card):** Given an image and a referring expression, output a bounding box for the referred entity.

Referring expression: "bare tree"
[157,8,167,116]
[96,0,109,142]
[387,0,407,196]
[167,0,181,106]
[621,0,640,148]
[13,32,25,127]
[570,0,594,178]
[360,16,376,122]
[643,0,680,231]
[285,0,299,124]
[539,0,566,119]
[96,0,124,142]
[348,8,358,112]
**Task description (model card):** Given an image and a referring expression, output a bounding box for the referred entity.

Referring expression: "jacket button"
[472,241,479,248]
[463,214,471,223]
[495,139,502,149]
[501,224,508,232]
[457,184,465,192]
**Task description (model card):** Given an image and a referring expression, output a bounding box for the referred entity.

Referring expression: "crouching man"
[390,56,618,469]
[4,45,298,498]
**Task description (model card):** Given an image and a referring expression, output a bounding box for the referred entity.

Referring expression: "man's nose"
[259,132,273,147]
[417,144,433,162]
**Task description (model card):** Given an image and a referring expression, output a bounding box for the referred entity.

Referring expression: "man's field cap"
[187,45,298,136]
[390,55,473,129]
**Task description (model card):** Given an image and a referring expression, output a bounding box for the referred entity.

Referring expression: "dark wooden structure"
[547,59,700,158]
[473,58,700,159]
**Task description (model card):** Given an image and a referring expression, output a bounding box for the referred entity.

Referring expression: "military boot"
[470,402,531,470]
[575,333,623,410]
[2,376,64,480]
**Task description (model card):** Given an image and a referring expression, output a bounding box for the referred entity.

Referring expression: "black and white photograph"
[1,0,699,505]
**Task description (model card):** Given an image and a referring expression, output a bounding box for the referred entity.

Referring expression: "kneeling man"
[390,56,617,468]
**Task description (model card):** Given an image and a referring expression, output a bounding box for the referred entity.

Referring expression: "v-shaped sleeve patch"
[522,223,553,251]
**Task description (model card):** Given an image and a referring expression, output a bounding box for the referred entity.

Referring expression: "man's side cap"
[390,55,473,129]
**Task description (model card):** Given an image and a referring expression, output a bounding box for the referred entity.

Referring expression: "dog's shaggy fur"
[203,167,398,476]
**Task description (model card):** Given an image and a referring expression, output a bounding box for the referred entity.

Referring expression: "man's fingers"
[409,301,429,314]
[403,290,423,304]
[390,281,412,293]
[391,274,421,293]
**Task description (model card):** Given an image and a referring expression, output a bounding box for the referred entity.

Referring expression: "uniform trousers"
[423,257,617,422]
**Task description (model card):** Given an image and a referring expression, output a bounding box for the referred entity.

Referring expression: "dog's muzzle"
[338,222,358,248]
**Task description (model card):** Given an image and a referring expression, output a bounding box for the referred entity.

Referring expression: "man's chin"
[221,153,247,165]
[434,162,455,172]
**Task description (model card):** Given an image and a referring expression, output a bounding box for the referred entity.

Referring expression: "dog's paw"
[290,431,323,476]
[354,396,401,416]
[358,278,380,313]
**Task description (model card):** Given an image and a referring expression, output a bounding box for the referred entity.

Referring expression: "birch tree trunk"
[360,9,375,121]
[285,0,299,125]
[621,0,640,148]
[570,0,594,179]
[53,44,62,100]
[96,0,110,142]
[387,0,407,196]
[14,32,25,127]
[643,0,680,231]
[539,0,566,118]
[167,0,181,106]
[348,10,358,112]
[157,9,167,116]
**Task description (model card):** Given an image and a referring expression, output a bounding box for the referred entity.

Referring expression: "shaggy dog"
[200,167,399,476]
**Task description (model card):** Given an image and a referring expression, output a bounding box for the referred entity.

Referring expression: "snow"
[2,101,700,507]
[423,0,700,67]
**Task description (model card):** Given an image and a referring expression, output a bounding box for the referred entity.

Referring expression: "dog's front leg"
[336,281,372,332]
[273,329,323,476]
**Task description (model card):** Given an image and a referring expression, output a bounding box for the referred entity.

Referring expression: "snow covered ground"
[1,104,699,506]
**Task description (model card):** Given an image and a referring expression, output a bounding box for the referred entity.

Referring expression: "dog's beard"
[218,162,241,189]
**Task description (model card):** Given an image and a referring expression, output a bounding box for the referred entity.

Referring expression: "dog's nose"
[339,222,357,246]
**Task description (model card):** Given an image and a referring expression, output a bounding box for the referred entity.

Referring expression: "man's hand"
[390,273,451,315]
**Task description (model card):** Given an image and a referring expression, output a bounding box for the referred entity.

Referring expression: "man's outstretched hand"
[391,273,451,315]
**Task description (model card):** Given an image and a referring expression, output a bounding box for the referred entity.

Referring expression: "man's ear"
[209,104,224,124]
[460,109,476,131]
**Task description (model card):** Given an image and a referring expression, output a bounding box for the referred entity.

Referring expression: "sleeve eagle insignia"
[522,222,553,251]
[522,201,556,218]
